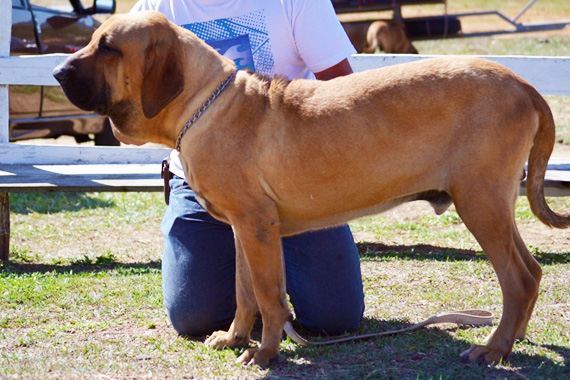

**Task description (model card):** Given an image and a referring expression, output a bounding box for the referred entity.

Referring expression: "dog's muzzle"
[52,65,69,84]
[52,61,108,114]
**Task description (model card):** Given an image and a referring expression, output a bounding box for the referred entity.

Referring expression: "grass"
[8,192,164,265]
[2,193,570,379]
[3,1,570,379]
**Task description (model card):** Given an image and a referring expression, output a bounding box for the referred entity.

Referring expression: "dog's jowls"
[53,11,569,368]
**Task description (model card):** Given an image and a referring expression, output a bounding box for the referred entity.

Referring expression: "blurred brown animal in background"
[343,19,418,54]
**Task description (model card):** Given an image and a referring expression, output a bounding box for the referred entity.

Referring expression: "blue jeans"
[161,176,364,336]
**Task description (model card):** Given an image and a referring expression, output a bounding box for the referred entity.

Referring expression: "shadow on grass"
[265,318,570,379]
[180,318,569,379]
[357,242,570,265]
[0,260,161,275]
[4,241,570,276]
[9,192,115,214]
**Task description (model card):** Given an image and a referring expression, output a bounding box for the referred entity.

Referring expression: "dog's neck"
[175,69,238,151]
[116,36,238,149]
[161,34,238,148]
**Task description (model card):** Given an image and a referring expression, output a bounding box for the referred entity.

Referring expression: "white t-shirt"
[130,0,356,178]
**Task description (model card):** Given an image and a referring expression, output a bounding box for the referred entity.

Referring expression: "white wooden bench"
[1,3,569,261]
[0,142,169,262]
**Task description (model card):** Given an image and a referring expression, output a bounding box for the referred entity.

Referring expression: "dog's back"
[242,57,547,233]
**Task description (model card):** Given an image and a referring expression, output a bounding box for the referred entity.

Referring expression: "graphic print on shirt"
[182,10,274,76]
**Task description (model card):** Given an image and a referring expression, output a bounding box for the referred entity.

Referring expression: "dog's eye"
[98,38,121,56]
[100,44,120,55]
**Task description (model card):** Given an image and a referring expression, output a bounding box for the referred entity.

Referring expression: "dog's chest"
[194,189,229,223]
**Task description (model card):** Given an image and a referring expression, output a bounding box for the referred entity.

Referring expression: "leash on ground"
[284,309,493,346]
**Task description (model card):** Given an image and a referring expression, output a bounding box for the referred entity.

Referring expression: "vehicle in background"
[10,0,119,145]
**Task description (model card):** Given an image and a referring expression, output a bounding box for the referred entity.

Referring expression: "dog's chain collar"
[175,69,238,152]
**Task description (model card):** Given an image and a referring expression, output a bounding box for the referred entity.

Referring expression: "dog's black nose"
[52,66,68,83]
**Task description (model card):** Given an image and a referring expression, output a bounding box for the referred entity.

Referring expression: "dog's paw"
[460,344,508,365]
[236,348,278,368]
[205,330,248,349]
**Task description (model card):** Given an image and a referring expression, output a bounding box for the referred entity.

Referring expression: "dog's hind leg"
[511,219,542,341]
[452,185,541,365]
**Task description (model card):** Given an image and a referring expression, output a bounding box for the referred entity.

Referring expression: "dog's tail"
[526,89,570,228]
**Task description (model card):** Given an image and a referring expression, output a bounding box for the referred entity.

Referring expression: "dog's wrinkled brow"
[97,34,122,56]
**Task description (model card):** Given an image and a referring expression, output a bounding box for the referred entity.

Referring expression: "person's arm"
[287,0,355,80]
[314,58,353,81]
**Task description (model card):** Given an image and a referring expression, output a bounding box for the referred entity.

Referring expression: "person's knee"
[297,300,364,336]
[165,300,233,337]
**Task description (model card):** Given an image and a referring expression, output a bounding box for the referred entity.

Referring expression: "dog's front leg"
[229,217,291,367]
[205,236,258,349]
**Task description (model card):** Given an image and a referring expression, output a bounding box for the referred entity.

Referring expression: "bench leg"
[0,192,9,262]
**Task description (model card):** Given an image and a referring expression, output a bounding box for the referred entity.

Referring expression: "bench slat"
[2,160,570,195]
[0,164,163,193]
[0,143,171,165]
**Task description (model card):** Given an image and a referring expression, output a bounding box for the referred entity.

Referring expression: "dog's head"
[374,20,418,54]
[52,11,185,143]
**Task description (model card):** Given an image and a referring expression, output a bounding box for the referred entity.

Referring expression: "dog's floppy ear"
[141,42,184,119]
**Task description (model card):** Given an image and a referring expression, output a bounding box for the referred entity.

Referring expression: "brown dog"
[343,19,418,54]
[53,11,569,368]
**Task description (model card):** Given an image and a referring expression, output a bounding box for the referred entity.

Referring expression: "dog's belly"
[276,187,451,236]
[255,131,453,235]
[278,196,407,236]
[270,158,452,236]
